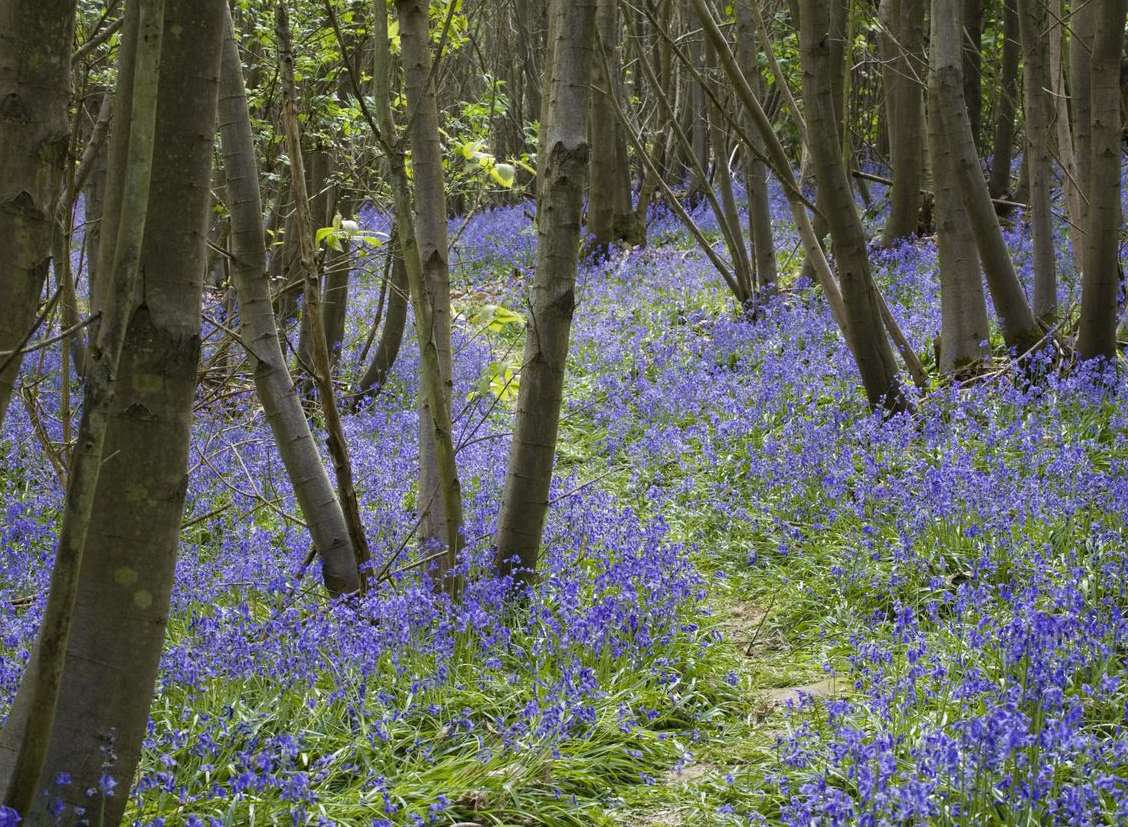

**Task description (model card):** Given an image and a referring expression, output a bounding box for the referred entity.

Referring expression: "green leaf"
[490,162,515,188]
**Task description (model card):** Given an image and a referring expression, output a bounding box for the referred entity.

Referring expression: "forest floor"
[2,184,1127,825]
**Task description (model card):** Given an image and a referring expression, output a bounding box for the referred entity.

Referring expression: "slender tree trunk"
[798,0,908,412]
[588,0,617,253]
[802,0,848,279]
[686,9,709,203]
[495,0,597,586]
[0,0,76,432]
[1070,1,1095,276]
[1048,0,1084,277]
[933,0,1043,354]
[397,0,461,580]
[276,1,371,586]
[879,0,927,245]
[928,10,990,374]
[81,93,109,304]
[355,235,408,396]
[1077,0,1128,360]
[1,0,160,812]
[218,9,359,595]
[369,0,464,594]
[688,0,850,333]
[734,0,777,290]
[296,148,333,372]
[535,1,558,208]
[633,22,749,302]
[0,2,224,822]
[322,192,352,369]
[704,37,753,302]
[1018,0,1057,322]
[588,0,639,252]
[961,0,985,146]
[988,0,1021,198]
[630,0,672,237]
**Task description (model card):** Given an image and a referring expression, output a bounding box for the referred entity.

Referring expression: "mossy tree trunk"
[0,0,76,432]
[0,2,225,822]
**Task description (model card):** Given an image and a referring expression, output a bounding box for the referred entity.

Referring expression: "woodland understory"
[1,0,1127,825]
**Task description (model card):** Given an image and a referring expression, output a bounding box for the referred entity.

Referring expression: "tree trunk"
[355,234,408,396]
[321,192,352,372]
[1077,0,1128,360]
[397,0,460,577]
[1049,0,1084,277]
[1,0,160,812]
[961,0,985,145]
[686,11,709,203]
[933,0,1042,354]
[495,0,597,586]
[987,0,1021,198]
[689,0,850,335]
[928,9,990,374]
[1070,0,1095,276]
[276,2,372,587]
[734,0,777,290]
[704,37,753,303]
[588,0,639,252]
[0,0,76,432]
[371,0,464,594]
[1018,0,1057,323]
[81,93,109,304]
[879,0,927,245]
[799,0,908,412]
[802,0,848,279]
[0,2,225,822]
[295,148,333,373]
[218,9,360,595]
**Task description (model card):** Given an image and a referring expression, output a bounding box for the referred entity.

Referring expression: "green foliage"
[315,213,386,252]
[459,302,526,404]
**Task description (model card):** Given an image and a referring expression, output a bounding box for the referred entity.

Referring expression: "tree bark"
[879,0,927,245]
[987,0,1021,198]
[928,8,990,374]
[0,0,76,432]
[397,0,461,578]
[322,193,352,369]
[588,0,640,252]
[1077,0,1128,360]
[961,0,985,145]
[1,0,161,812]
[218,9,360,595]
[295,148,333,373]
[933,0,1042,354]
[1070,0,1095,276]
[802,0,848,279]
[799,0,908,412]
[276,1,371,587]
[370,0,464,594]
[704,36,753,302]
[1049,0,1084,277]
[1018,0,1057,323]
[734,0,777,290]
[495,0,597,586]
[355,235,408,397]
[0,2,224,822]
